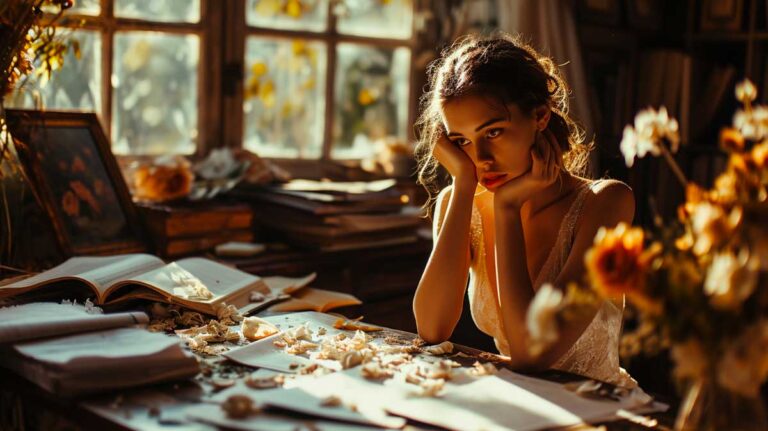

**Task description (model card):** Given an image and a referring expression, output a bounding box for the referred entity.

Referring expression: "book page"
[0,302,148,344]
[109,257,263,308]
[0,254,164,300]
[269,287,361,313]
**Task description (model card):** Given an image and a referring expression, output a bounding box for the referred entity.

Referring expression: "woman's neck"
[523,171,582,218]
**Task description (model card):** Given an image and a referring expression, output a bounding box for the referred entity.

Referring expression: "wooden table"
[0,309,676,431]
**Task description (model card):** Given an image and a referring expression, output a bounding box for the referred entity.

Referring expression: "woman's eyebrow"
[475,118,506,131]
[447,117,506,137]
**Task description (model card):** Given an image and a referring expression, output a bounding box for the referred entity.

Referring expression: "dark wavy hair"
[414,33,592,210]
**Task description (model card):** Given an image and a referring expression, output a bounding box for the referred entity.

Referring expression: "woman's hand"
[495,130,562,209]
[433,130,477,188]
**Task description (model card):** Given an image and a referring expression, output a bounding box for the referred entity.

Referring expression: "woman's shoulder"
[581,178,635,224]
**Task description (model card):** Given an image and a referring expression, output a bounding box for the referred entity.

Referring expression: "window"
[10,1,416,165]
[9,0,209,156]
[237,0,415,161]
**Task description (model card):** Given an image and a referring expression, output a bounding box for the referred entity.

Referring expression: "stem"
[659,142,688,188]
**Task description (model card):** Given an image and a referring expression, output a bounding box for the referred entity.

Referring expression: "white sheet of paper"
[186,404,390,431]
[286,368,666,431]
[14,327,187,370]
[0,302,148,344]
[222,311,349,373]
[209,378,405,429]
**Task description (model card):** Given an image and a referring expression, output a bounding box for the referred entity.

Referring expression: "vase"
[675,377,768,431]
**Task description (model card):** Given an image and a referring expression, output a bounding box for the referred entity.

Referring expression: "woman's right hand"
[433,131,477,187]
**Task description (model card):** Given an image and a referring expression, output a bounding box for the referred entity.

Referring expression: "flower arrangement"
[1,0,77,163]
[527,79,768,430]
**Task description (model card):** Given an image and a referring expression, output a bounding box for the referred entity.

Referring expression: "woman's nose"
[475,141,494,168]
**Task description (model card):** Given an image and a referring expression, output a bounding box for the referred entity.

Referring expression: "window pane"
[243,37,326,158]
[112,32,199,155]
[42,0,100,15]
[336,0,413,39]
[332,43,410,159]
[115,0,201,23]
[6,30,102,113]
[246,0,328,32]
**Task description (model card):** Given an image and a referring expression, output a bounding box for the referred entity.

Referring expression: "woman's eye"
[452,138,470,147]
[486,128,502,139]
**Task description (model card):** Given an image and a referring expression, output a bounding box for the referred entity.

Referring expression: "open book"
[0,254,268,316]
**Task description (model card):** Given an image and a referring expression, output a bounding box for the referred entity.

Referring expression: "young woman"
[413,34,636,387]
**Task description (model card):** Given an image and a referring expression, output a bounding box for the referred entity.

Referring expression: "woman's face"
[441,93,548,191]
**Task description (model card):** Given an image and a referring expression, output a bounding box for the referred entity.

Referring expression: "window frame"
[48,0,418,176]
[222,0,418,172]
[53,0,220,158]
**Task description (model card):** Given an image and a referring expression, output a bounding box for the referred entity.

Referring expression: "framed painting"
[5,110,147,256]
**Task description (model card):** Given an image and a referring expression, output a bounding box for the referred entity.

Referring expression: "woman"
[413,33,636,387]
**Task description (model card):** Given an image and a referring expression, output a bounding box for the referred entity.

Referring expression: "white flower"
[526,284,563,356]
[735,78,757,103]
[733,106,768,141]
[620,126,639,167]
[704,249,759,310]
[619,107,680,167]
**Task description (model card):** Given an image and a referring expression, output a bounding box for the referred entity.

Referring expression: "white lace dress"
[434,180,637,388]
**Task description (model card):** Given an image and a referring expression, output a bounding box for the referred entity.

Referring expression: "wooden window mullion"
[102,0,114,141]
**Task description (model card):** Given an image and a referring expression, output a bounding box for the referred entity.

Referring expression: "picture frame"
[577,0,622,26]
[6,109,147,256]
[626,0,662,31]
[699,0,744,31]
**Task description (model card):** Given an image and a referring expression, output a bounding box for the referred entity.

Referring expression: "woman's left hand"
[494,130,562,209]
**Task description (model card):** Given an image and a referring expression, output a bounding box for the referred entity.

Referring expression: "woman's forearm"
[413,180,476,343]
[493,203,536,365]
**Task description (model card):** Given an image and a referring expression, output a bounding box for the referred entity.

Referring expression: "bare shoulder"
[584,179,635,226]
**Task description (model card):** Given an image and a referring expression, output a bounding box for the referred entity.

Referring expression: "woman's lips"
[482,173,508,189]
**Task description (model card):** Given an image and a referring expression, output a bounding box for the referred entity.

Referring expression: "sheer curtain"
[498,0,595,169]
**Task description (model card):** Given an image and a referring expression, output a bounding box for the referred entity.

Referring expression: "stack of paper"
[0,327,199,396]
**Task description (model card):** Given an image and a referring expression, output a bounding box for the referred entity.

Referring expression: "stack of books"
[138,201,254,257]
[232,179,423,251]
[0,302,199,396]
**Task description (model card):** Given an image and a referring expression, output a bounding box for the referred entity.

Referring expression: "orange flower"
[585,223,661,313]
[71,156,86,173]
[752,141,768,169]
[720,127,745,152]
[61,190,79,217]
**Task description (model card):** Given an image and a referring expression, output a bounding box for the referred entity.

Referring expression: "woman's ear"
[533,105,551,131]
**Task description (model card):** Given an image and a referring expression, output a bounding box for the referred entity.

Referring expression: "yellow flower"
[258,80,276,108]
[284,0,303,18]
[704,249,759,311]
[358,88,378,106]
[251,61,268,77]
[687,201,742,255]
[752,141,768,169]
[719,127,745,152]
[292,40,307,56]
[585,223,661,313]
